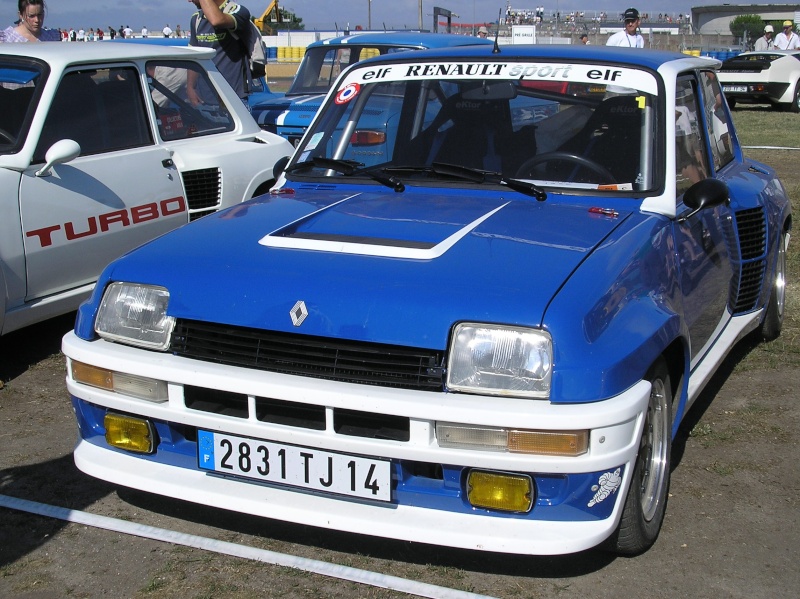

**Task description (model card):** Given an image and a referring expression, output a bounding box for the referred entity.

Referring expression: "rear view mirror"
[35,139,81,177]
[461,81,517,101]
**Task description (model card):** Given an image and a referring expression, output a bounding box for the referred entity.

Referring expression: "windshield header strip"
[339,61,659,96]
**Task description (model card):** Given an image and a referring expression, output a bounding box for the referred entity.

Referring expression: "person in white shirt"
[163,24,173,37]
[775,20,800,50]
[141,26,149,38]
[606,8,644,48]
[754,25,775,51]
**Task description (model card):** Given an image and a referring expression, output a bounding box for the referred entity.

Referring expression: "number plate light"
[466,470,534,513]
[104,413,155,454]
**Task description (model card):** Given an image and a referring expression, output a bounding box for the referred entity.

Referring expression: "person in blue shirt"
[187,0,252,104]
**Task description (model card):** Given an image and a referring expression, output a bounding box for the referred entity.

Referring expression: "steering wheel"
[515,151,616,183]
[0,128,14,144]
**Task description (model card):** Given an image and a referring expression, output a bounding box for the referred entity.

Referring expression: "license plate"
[197,430,392,502]
[723,85,747,93]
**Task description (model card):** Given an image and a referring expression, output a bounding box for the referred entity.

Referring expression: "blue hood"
[252,94,325,129]
[99,187,629,350]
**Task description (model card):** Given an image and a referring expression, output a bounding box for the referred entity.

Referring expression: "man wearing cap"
[476,26,488,38]
[606,8,644,47]
[754,25,775,50]
[775,20,799,50]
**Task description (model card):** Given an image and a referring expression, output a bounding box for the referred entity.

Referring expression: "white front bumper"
[64,331,652,555]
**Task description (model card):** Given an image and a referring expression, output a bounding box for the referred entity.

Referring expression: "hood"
[103,187,630,350]
[252,94,325,129]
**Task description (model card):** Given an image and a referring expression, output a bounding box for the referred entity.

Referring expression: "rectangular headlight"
[95,283,175,350]
[447,324,553,399]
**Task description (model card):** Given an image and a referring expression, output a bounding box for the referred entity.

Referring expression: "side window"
[357,46,381,60]
[675,78,710,197]
[319,49,350,87]
[699,70,734,171]
[35,67,152,162]
[147,60,235,141]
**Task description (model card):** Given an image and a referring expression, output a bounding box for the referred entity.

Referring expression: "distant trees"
[729,14,765,43]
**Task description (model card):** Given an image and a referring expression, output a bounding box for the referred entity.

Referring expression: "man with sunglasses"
[775,20,800,50]
[606,7,644,48]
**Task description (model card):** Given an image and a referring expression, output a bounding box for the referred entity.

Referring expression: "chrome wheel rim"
[639,377,669,522]
[775,233,787,320]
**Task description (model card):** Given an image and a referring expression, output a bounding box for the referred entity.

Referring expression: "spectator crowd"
[45,24,187,42]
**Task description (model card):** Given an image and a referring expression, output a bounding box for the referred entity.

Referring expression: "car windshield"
[0,60,44,153]
[286,45,418,95]
[289,59,660,192]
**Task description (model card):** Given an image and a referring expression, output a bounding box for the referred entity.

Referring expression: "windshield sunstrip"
[339,61,659,96]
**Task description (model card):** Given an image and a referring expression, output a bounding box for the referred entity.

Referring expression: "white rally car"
[0,43,293,336]
[718,49,800,111]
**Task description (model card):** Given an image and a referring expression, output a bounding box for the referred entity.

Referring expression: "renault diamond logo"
[290,300,308,327]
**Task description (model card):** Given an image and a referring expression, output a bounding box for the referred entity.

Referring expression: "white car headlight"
[95,283,175,350]
[447,324,552,399]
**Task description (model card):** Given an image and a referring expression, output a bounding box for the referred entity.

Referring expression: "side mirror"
[35,139,81,177]
[273,155,290,180]
[678,178,729,222]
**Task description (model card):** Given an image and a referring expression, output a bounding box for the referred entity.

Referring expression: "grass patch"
[689,403,788,448]
[726,110,800,369]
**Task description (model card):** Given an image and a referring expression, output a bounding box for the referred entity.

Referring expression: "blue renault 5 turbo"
[250,32,493,145]
[64,44,791,556]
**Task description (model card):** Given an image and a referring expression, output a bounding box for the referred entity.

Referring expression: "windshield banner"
[339,61,659,96]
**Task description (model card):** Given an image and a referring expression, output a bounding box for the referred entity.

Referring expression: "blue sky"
[5,1,709,32]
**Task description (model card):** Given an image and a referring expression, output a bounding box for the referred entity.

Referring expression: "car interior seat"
[430,98,512,172]
[556,95,643,183]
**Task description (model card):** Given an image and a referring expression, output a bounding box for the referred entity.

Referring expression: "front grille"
[730,207,767,313]
[171,319,446,392]
[181,167,221,214]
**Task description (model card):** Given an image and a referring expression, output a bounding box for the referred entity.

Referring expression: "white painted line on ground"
[0,493,498,599]
[742,145,800,150]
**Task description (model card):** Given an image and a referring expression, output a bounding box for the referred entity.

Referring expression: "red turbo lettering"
[25,196,187,248]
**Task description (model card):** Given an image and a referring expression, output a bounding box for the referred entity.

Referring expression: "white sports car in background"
[718,50,800,111]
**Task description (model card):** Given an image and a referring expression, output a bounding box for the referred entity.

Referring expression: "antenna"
[492,9,501,53]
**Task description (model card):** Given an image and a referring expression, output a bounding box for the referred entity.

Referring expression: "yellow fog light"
[467,470,533,513]
[104,413,155,454]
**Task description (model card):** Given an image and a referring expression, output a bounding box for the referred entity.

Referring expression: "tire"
[760,229,787,341]
[607,358,672,556]
[727,97,736,110]
[791,82,800,114]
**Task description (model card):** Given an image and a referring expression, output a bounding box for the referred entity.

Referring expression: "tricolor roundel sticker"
[335,83,360,104]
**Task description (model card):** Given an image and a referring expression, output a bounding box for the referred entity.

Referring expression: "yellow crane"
[254,1,283,34]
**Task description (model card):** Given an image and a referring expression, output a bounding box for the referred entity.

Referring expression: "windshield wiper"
[383,163,547,200]
[285,157,405,192]
[430,162,547,201]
